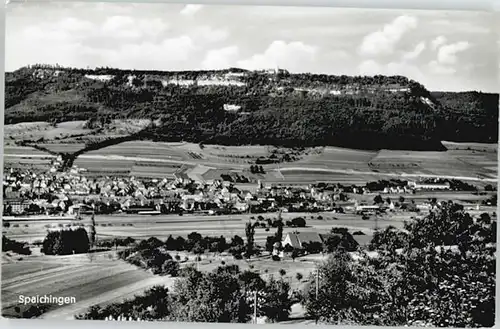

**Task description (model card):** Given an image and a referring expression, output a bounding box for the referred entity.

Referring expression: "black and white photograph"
[1,1,498,326]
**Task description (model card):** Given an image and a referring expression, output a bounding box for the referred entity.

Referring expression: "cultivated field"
[368,149,496,179]
[1,251,174,320]
[204,145,272,158]
[291,146,377,172]
[442,141,498,152]
[2,212,406,246]
[4,139,497,184]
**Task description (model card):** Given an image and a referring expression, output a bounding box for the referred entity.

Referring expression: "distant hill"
[4,64,498,151]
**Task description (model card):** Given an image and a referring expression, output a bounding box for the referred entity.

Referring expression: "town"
[3,162,493,219]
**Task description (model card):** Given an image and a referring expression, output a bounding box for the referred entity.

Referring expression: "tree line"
[76,264,294,323]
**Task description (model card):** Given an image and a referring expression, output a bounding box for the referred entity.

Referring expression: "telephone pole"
[315,268,319,299]
[253,290,258,324]
[315,265,320,325]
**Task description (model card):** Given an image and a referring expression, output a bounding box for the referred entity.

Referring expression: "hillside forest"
[5,65,499,151]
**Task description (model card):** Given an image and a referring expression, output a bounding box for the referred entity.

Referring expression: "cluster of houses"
[3,167,352,217]
[3,163,455,218]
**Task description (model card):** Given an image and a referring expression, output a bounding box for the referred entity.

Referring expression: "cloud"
[57,17,94,33]
[237,40,317,72]
[85,35,195,70]
[358,59,424,81]
[202,46,239,69]
[359,15,418,56]
[428,60,456,75]
[425,40,470,76]
[431,36,447,50]
[193,26,229,44]
[358,60,382,76]
[180,4,203,16]
[402,41,426,60]
[101,15,168,39]
[437,41,470,65]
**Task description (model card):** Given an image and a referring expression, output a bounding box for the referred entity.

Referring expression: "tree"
[368,226,408,252]
[302,241,323,254]
[275,220,284,240]
[170,267,251,323]
[89,214,96,248]
[245,222,255,258]
[2,236,31,255]
[165,235,178,250]
[484,184,495,191]
[215,236,227,253]
[291,217,306,228]
[260,277,293,322]
[373,194,383,204]
[296,272,303,281]
[41,228,90,255]
[161,260,180,277]
[283,244,294,253]
[231,235,244,247]
[303,251,393,325]
[192,242,205,255]
[316,202,496,327]
[238,270,266,292]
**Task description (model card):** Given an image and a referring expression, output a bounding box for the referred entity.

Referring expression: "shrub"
[2,236,32,255]
[272,255,281,261]
[291,217,306,228]
[296,272,303,281]
[13,224,19,228]
[279,269,286,276]
[3,222,10,228]
[161,260,180,277]
[41,228,90,255]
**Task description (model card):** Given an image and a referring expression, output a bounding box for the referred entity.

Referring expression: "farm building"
[408,181,451,190]
[3,198,32,214]
[282,231,324,249]
[355,205,381,211]
[223,104,241,112]
[68,203,94,216]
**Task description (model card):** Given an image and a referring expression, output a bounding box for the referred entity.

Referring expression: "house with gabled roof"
[282,231,325,249]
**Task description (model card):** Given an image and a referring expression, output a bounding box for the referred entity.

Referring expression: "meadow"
[4,137,497,185]
[1,251,173,319]
[3,212,402,247]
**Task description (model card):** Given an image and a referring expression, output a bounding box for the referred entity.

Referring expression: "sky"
[5,2,499,92]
